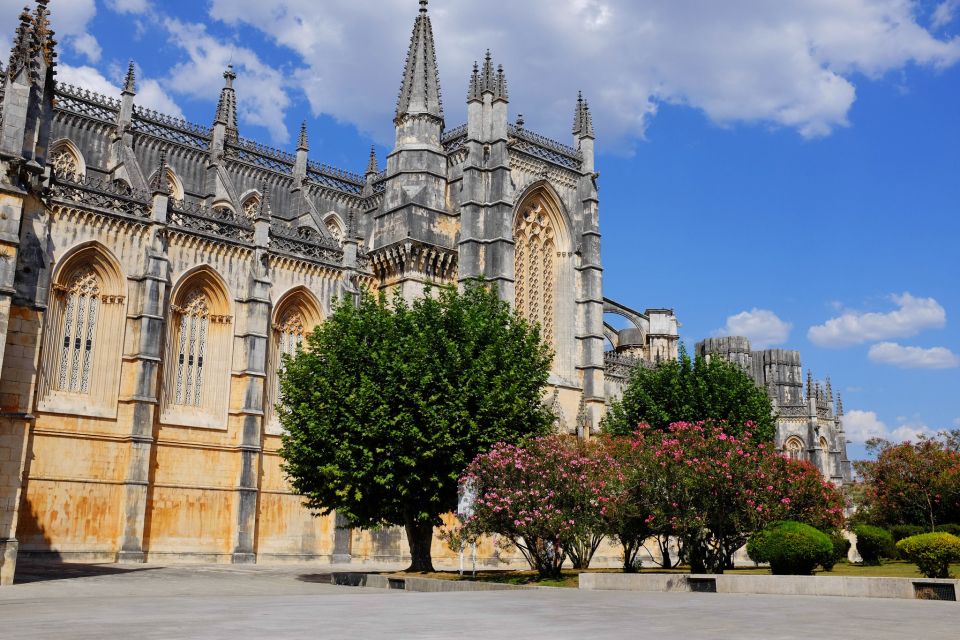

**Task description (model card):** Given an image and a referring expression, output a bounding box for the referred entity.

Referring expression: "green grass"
[390,560,960,588]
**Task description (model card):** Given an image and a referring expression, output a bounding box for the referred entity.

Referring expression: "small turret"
[294,120,308,182]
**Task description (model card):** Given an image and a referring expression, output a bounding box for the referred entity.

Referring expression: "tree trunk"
[404,519,435,573]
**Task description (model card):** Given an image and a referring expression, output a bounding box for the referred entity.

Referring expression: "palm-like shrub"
[896,533,960,579]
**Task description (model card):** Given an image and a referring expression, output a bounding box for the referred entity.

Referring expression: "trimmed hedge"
[896,533,960,579]
[888,524,925,543]
[747,521,833,575]
[854,525,895,565]
[935,523,960,537]
[822,531,851,571]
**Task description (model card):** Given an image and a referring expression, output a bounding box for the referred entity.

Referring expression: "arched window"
[324,215,344,244]
[49,140,85,180]
[784,436,805,461]
[242,194,261,220]
[38,243,126,417]
[266,289,322,434]
[162,268,233,428]
[819,436,832,476]
[513,188,569,349]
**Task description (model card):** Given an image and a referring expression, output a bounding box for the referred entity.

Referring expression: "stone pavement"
[0,562,956,639]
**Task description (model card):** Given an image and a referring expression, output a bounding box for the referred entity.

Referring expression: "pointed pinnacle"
[395,0,443,121]
[150,150,170,196]
[123,60,136,95]
[467,61,481,102]
[223,64,236,88]
[255,184,272,221]
[297,120,309,151]
[366,145,379,175]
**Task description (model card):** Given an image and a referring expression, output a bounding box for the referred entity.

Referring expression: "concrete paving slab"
[0,563,956,639]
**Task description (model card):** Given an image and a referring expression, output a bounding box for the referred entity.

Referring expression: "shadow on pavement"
[14,562,160,585]
[296,573,333,584]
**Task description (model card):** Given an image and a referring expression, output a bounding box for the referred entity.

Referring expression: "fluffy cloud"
[57,63,184,119]
[867,342,960,369]
[105,0,151,14]
[203,0,960,146]
[713,308,792,349]
[162,19,291,144]
[933,1,960,29]
[807,293,947,348]
[843,409,939,443]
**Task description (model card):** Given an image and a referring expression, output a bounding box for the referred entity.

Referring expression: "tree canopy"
[603,347,776,442]
[277,283,554,571]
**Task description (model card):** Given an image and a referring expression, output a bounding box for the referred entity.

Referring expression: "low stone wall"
[331,572,532,592]
[579,573,959,601]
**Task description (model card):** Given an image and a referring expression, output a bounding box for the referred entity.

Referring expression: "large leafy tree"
[854,436,960,530]
[603,347,776,443]
[277,283,554,572]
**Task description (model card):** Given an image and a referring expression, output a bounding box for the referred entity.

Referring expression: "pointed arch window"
[266,290,322,434]
[784,436,805,461]
[49,141,84,180]
[39,244,126,418]
[514,196,559,347]
[325,216,344,244]
[162,269,233,429]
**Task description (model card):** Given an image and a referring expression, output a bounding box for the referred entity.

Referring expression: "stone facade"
[0,1,679,582]
[695,336,853,485]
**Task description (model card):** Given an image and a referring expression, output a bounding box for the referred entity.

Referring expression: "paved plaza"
[0,562,956,639]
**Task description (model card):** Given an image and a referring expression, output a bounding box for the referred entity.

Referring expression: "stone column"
[116,189,170,563]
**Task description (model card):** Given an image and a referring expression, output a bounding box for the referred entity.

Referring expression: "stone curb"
[331,572,535,592]
[578,572,960,602]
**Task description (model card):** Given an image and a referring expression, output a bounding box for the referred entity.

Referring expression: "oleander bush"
[747,521,834,575]
[896,532,960,579]
[854,524,896,565]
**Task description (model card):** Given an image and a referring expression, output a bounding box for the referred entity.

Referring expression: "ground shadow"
[14,561,159,585]
[296,572,334,584]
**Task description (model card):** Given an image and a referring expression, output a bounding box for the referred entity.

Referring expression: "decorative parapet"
[227,136,295,174]
[169,201,255,243]
[441,123,468,152]
[48,171,152,219]
[132,105,211,149]
[369,239,457,283]
[508,124,583,171]
[54,83,120,123]
[269,222,344,266]
[603,351,652,380]
[777,405,810,418]
[306,160,365,195]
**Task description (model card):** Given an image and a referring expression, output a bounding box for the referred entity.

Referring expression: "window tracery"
[242,195,261,220]
[50,145,81,179]
[325,218,344,243]
[784,436,804,461]
[514,199,557,346]
[172,289,210,408]
[56,268,100,394]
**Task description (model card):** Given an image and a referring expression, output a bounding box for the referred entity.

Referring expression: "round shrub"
[747,521,833,575]
[821,531,852,571]
[896,533,960,579]
[854,525,895,565]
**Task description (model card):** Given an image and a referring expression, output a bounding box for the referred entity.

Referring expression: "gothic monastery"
[0,1,846,584]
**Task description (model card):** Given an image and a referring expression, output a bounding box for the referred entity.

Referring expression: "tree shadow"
[14,561,159,584]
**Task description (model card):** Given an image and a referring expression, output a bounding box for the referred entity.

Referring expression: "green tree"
[277,283,554,572]
[603,346,775,442]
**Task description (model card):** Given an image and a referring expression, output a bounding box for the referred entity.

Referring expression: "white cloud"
[808,293,947,348]
[867,342,960,369]
[933,1,960,29]
[57,63,184,119]
[843,409,938,443]
[70,32,101,63]
[162,19,291,144]
[203,0,960,146]
[713,308,792,349]
[106,0,151,14]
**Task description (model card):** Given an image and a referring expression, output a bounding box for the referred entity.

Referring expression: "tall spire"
[572,91,595,138]
[836,392,844,417]
[297,120,309,151]
[123,60,136,95]
[214,64,239,143]
[395,0,443,123]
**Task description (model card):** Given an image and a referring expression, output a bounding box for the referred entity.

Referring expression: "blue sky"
[7,0,959,458]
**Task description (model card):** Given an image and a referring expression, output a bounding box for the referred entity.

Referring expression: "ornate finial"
[480,49,495,94]
[573,91,595,138]
[123,60,136,95]
[366,145,378,175]
[150,150,170,196]
[825,377,833,404]
[836,392,844,417]
[419,0,428,13]
[297,120,309,151]
[223,64,236,88]
[7,7,35,80]
[495,63,508,102]
[467,61,481,102]
[516,113,525,129]
[806,369,813,400]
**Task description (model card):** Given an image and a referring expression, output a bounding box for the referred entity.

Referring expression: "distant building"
[696,336,853,485]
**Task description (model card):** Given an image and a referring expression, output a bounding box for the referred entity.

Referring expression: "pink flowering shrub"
[627,421,844,574]
[452,435,622,579]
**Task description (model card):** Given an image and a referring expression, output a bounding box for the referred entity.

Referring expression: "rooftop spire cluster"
[572,91,595,138]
